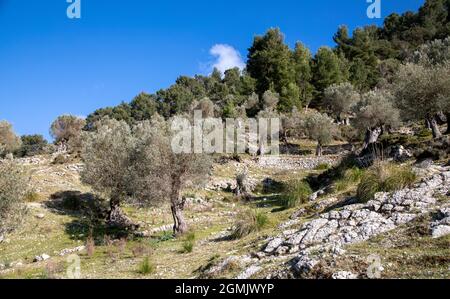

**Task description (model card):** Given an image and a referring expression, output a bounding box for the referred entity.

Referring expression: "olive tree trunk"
[361,127,383,152]
[108,195,137,230]
[170,179,188,235]
[446,112,450,135]
[316,143,323,157]
[428,115,442,139]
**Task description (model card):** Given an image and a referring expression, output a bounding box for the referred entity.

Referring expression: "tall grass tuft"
[181,232,196,253]
[231,210,269,239]
[281,180,312,209]
[138,257,155,275]
[357,162,417,203]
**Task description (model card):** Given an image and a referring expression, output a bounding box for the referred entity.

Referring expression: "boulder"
[34,254,50,262]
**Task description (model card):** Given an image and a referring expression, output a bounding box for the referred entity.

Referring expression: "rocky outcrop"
[431,207,450,239]
[257,165,450,278]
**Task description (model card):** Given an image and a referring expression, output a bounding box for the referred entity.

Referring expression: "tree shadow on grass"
[45,191,132,242]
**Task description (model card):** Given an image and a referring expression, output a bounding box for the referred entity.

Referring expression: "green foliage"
[302,112,338,154]
[0,121,21,157]
[324,82,360,121]
[0,160,29,235]
[334,167,365,192]
[138,257,155,275]
[246,28,298,111]
[357,162,417,203]
[50,115,86,152]
[281,180,312,209]
[353,89,401,133]
[231,210,269,239]
[17,135,48,157]
[312,47,349,97]
[181,232,196,253]
[315,163,331,171]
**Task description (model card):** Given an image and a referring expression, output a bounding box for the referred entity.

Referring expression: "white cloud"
[209,44,245,74]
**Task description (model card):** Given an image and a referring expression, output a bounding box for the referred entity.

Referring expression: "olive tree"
[391,62,450,138]
[81,118,137,229]
[302,112,337,156]
[324,82,360,125]
[353,89,400,152]
[0,121,21,157]
[129,116,212,235]
[50,115,86,152]
[0,160,29,236]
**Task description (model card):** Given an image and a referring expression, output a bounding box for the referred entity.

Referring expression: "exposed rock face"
[431,208,450,239]
[258,166,450,278]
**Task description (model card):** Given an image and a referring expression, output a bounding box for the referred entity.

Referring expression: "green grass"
[357,162,417,203]
[334,167,365,192]
[281,180,312,209]
[231,210,270,239]
[181,232,196,253]
[314,163,331,171]
[138,257,155,275]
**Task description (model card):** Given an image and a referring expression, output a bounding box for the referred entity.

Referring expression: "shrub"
[281,180,312,209]
[334,167,365,192]
[138,257,155,275]
[0,160,29,235]
[315,163,331,171]
[357,162,417,203]
[181,232,196,253]
[231,210,269,239]
[17,135,48,157]
[0,121,21,157]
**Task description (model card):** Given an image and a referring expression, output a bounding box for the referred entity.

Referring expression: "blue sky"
[0,0,424,140]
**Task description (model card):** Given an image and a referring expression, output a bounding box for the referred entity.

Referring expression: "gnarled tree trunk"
[446,112,450,135]
[316,143,323,157]
[361,127,383,153]
[427,115,442,139]
[170,179,188,235]
[108,195,137,230]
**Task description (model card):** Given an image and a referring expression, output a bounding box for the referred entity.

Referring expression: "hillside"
[1,136,448,279]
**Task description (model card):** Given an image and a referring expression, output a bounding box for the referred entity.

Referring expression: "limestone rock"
[34,254,50,262]
[332,271,358,279]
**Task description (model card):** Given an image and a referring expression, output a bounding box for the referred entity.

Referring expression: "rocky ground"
[0,146,449,279]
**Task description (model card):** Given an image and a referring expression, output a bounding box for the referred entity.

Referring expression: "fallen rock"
[293,255,319,275]
[332,271,358,279]
[236,265,262,279]
[34,254,50,262]
[35,213,45,219]
[264,238,284,254]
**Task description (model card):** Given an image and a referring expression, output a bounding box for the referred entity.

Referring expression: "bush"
[357,162,417,203]
[181,232,196,253]
[0,160,29,235]
[0,121,21,157]
[231,210,269,239]
[334,167,365,192]
[17,135,48,157]
[138,257,155,275]
[281,180,312,209]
